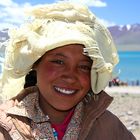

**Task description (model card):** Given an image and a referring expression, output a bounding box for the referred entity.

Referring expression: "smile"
[54,86,77,95]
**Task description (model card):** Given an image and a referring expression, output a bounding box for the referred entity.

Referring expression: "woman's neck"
[39,96,73,124]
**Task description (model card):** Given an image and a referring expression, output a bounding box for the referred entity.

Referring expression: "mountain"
[0,24,140,53]
[0,28,9,57]
[108,23,140,51]
[0,28,9,42]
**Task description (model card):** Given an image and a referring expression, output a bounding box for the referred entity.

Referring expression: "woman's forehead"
[42,44,92,63]
[45,44,84,54]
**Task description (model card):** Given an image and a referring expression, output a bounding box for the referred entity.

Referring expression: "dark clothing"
[0,87,136,140]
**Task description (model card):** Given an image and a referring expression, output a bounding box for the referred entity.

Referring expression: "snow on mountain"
[108,23,140,51]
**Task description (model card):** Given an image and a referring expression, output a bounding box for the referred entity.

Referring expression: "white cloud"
[0,0,14,6]
[55,0,107,7]
[0,22,18,30]
[97,18,116,27]
[0,0,32,29]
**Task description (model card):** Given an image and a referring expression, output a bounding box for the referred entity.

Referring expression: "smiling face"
[35,44,92,115]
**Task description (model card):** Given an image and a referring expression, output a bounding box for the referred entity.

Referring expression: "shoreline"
[106,86,140,140]
[105,86,140,95]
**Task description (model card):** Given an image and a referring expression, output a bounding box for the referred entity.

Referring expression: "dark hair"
[24,70,37,88]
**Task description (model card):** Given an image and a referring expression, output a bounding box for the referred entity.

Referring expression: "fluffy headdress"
[1,2,119,100]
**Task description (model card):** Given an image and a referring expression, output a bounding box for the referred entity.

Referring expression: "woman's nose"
[61,67,78,83]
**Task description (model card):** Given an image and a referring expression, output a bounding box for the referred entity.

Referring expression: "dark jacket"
[79,92,136,140]
[0,87,136,140]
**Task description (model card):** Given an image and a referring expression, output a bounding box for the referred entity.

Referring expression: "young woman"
[0,2,136,140]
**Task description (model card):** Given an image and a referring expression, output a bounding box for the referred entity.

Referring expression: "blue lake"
[115,51,140,82]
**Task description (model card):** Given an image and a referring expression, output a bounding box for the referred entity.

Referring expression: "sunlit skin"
[35,44,92,124]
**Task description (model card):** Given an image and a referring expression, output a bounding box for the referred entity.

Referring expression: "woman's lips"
[54,86,78,95]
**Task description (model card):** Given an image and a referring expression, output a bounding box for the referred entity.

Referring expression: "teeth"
[55,87,76,95]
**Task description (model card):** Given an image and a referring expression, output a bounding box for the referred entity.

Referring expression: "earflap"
[1,70,25,101]
[91,63,114,94]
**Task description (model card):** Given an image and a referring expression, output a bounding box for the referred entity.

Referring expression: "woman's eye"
[51,59,64,65]
[79,65,91,72]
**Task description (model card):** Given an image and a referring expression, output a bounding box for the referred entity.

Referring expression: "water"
[115,51,140,83]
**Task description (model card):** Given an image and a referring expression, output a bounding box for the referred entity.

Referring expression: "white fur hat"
[1,2,119,100]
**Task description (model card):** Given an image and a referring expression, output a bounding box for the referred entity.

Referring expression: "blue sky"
[0,0,139,29]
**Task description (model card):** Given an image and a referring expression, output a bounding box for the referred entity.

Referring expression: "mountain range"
[108,23,140,51]
[0,23,140,54]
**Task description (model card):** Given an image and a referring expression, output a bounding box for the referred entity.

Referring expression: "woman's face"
[36,44,92,112]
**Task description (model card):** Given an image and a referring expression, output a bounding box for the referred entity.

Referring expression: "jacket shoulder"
[0,108,32,140]
[87,110,136,140]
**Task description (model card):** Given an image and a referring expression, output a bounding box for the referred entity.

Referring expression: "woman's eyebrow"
[48,53,67,58]
[47,52,92,63]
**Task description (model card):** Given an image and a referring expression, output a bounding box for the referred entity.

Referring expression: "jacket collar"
[79,91,113,139]
[6,87,50,123]
[6,87,113,135]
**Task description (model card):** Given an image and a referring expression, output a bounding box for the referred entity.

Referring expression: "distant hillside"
[0,28,9,57]
[0,29,9,42]
[0,24,140,54]
[108,23,140,51]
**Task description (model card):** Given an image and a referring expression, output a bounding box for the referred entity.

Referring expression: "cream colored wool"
[1,2,119,100]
